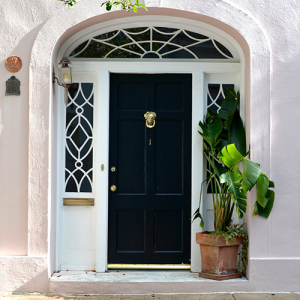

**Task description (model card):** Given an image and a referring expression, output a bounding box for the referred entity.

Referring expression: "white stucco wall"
[0,0,299,293]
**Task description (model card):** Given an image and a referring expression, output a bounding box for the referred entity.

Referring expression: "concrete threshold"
[50,270,247,283]
[49,270,251,294]
[1,294,300,300]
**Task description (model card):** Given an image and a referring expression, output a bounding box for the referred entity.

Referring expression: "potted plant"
[192,88,275,280]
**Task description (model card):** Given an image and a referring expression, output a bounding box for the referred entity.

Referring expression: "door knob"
[110,185,117,192]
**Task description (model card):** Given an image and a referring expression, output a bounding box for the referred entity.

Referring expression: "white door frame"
[56,61,242,272]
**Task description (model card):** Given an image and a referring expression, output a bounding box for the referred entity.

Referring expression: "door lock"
[111,166,116,172]
[110,185,117,192]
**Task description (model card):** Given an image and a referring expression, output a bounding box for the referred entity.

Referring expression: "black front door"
[108,73,192,264]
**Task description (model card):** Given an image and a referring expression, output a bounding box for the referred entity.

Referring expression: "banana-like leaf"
[257,190,275,218]
[257,193,268,209]
[198,114,223,150]
[242,158,262,192]
[256,173,269,204]
[253,202,258,216]
[220,171,247,218]
[218,144,245,170]
[257,174,270,195]
[216,137,229,153]
[224,87,239,99]
[254,176,275,217]
[229,109,246,156]
[218,88,240,131]
[218,97,238,126]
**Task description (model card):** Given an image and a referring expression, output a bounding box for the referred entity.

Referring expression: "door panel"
[154,210,183,252]
[155,120,183,194]
[108,73,192,264]
[117,120,145,194]
[155,83,184,111]
[117,209,145,252]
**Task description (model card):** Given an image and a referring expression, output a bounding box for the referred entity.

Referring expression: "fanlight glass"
[68,27,234,59]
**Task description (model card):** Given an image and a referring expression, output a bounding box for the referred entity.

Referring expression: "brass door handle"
[144,111,156,128]
[110,185,117,192]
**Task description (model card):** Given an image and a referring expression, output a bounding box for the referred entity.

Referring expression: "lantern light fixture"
[53,57,73,105]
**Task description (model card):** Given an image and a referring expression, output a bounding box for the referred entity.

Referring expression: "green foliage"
[102,0,147,12]
[192,87,275,233]
[210,224,249,272]
[58,0,147,12]
[58,0,81,8]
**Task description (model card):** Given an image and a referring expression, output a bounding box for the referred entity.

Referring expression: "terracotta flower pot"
[196,232,243,280]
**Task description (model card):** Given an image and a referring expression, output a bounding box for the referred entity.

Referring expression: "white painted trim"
[57,72,99,271]
[57,61,243,272]
[58,16,242,63]
[27,0,272,287]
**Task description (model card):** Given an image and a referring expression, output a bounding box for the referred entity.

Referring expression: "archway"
[28,2,271,278]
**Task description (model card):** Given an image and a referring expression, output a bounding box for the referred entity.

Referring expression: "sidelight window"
[64,82,94,193]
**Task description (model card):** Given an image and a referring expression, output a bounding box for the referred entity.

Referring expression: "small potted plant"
[192,88,275,280]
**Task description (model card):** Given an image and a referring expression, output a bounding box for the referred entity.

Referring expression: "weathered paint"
[0,0,299,293]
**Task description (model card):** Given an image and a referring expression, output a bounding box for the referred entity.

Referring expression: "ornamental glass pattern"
[65,82,94,193]
[69,27,234,59]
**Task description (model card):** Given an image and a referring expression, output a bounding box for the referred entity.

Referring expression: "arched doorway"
[56,16,244,272]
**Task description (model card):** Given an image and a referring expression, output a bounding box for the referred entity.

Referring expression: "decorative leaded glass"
[65,82,94,193]
[69,27,233,59]
[207,84,234,114]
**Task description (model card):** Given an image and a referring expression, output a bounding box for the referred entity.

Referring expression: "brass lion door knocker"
[144,111,157,128]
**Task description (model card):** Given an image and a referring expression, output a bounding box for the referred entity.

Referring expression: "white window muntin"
[58,16,241,63]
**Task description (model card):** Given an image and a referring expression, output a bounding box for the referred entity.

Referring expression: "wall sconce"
[53,57,73,105]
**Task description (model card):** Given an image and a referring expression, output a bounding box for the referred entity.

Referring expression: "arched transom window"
[67,26,236,60]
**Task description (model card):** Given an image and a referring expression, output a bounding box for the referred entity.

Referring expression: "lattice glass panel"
[65,82,94,193]
[69,27,234,59]
[206,84,234,193]
[207,84,234,114]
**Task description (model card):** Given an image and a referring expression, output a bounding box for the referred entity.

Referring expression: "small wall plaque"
[6,76,20,96]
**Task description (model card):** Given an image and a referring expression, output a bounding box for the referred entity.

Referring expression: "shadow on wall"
[0,257,48,293]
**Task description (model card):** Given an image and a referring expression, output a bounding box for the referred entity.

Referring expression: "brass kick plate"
[107,264,191,270]
[63,198,94,206]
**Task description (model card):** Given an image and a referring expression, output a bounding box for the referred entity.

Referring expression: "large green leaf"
[218,144,245,170]
[255,177,275,218]
[224,87,238,99]
[257,190,275,218]
[242,158,262,192]
[229,109,246,156]
[257,173,269,196]
[198,114,223,150]
[216,136,229,153]
[218,88,240,131]
[218,97,238,128]
[220,171,247,218]
[253,202,258,216]
[256,173,269,208]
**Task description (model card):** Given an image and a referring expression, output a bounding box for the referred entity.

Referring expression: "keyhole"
[149,139,152,146]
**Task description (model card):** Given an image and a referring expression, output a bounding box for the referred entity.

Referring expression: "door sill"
[107,264,191,270]
[50,270,248,283]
